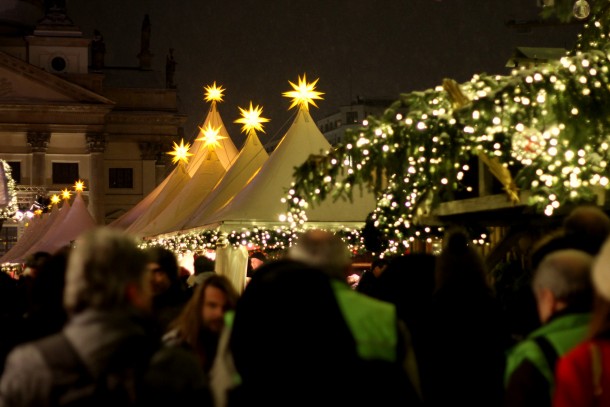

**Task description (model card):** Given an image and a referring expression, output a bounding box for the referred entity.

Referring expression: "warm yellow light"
[50,195,60,205]
[167,139,193,165]
[282,74,324,111]
[197,123,226,149]
[61,189,71,200]
[234,102,270,134]
[34,209,42,216]
[74,180,85,192]
[204,82,225,103]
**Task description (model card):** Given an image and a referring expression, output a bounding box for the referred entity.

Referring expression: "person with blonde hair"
[164,274,239,374]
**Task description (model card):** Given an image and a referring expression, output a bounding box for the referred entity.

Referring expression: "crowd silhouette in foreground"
[0,204,608,406]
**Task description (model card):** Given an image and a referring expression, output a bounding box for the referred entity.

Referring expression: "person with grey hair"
[0,227,210,406]
[504,249,594,407]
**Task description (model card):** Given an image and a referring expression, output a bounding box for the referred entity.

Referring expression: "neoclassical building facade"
[0,0,184,246]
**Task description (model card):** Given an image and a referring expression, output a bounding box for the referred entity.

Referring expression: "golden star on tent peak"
[50,194,60,205]
[197,123,226,150]
[167,139,193,165]
[61,189,71,200]
[204,82,225,103]
[282,74,324,111]
[234,102,270,134]
[74,180,86,192]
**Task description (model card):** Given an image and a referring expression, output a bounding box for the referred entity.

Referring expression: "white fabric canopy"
[109,176,169,229]
[1,201,68,263]
[186,102,238,176]
[136,150,227,237]
[110,100,238,231]
[181,129,269,231]
[214,244,249,294]
[205,108,376,225]
[125,164,191,237]
[20,192,96,261]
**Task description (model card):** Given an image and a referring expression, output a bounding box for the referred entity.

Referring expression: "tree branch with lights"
[285,3,610,254]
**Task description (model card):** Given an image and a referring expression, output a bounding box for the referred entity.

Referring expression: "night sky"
[68,0,582,148]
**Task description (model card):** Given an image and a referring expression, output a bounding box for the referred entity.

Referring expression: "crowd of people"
[0,204,607,406]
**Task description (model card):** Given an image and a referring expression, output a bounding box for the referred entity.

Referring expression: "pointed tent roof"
[109,96,238,230]
[204,108,376,228]
[109,175,170,229]
[187,101,239,176]
[0,200,69,264]
[19,191,96,261]
[181,129,269,231]
[125,164,191,236]
[137,149,228,237]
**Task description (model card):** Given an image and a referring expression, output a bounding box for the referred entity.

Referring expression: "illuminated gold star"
[197,123,226,150]
[74,180,86,192]
[204,82,225,103]
[50,194,60,205]
[34,209,42,216]
[61,189,71,200]
[234,102,270,134]
[167,139,193,165]
[282,74,324,111]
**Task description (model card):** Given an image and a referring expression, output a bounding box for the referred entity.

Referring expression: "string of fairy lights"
[281,3,610,254]
[141,2,610,257]
[0,160,18,220]
[142,76,372,255]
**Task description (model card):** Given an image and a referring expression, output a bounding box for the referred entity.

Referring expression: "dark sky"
[68,0,582,148]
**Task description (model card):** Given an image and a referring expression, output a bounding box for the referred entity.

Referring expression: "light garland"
[141,226,369,256]
[0,160,18,220]
[282,3,610,253]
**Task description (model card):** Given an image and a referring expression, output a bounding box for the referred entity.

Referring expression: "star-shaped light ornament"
[167,139,193,165]
[204,82,225,103]
[50,194,61,205]
[234,102,270,134]
[61,189,71,200]
[282,74,324,111]
[197,123,226,150]
[74,180,86,192]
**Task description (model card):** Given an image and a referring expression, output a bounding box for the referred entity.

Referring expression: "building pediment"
[0,50,113,106]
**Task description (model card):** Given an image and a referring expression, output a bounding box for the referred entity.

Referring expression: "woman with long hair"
[164,274,239,374]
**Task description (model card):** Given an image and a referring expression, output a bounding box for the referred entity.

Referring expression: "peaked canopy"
[135,149,228,237]
[125,164,191,236]
[0,203,64,264]
[204,107,376,228]
[181,129,269,231]
[19,191,96,261]
[110,97,238,230]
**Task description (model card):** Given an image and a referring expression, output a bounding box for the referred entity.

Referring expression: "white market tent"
[203,106,375,230]
[181,120,270,231]
[134,149,227,237]
[124,164,191,236]
[110,86,238,231]
[164,77,376,292]
[0,200,66,264]
[20,190,96,260]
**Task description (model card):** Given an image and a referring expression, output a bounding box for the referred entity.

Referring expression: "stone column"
[86,133,106,224]
[26,131,50,186]
[139,141,166,188]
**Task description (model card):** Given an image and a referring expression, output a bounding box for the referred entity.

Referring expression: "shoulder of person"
[0,342,53,406]
[141,345,210,405]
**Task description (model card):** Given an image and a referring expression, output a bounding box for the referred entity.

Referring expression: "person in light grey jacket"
[0,227,210,407]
